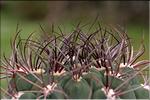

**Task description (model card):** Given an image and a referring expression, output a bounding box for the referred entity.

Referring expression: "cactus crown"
[0,22,149,99]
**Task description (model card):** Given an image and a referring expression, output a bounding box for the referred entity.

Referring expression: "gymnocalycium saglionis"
[1,22,150,99]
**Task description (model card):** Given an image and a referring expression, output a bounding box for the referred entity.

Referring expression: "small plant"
[0,22,150,99]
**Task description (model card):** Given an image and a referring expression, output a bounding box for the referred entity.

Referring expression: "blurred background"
[0,1,149,96]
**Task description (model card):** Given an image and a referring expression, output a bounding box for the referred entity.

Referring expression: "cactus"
[0,22,149,99]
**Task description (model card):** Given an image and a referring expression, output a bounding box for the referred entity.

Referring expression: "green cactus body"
[58,68,105,99]
[31,73,50,91]
[10,73,37,91]
[39,91,66,99]
[7,65,149,99]
[82,68,104,92]
[92,89,107,99]
[83,72,103,92]
[120,67,141,85]
[62,76,91,99]
[46,92,65,99]
[19,93,36,99]
[89,68,105,78]
[59,75,71,88]
[132,85,149,99]
[103,75,136,99]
